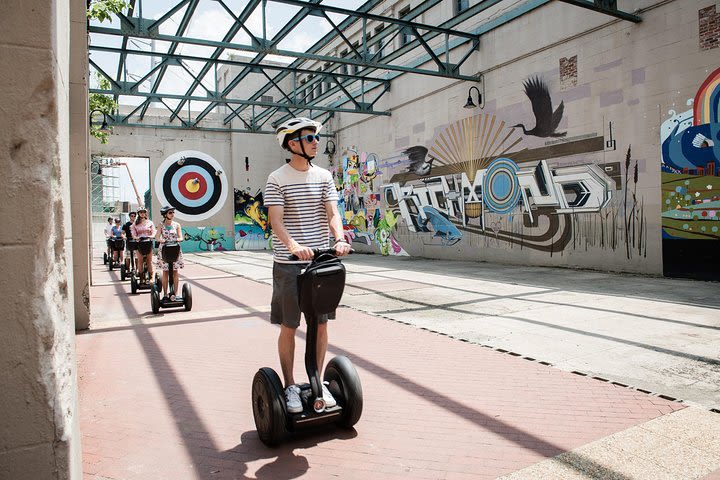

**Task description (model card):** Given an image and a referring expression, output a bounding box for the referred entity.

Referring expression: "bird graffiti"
[420,206,462,246]
[404,145,435,176]
[513,76,566,138]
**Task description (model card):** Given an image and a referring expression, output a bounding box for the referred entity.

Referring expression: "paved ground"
[77,251,720,479]
[194,251,720,411]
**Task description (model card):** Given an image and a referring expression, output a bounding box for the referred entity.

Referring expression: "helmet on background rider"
[275,117,323,161]
[160,205,175,217]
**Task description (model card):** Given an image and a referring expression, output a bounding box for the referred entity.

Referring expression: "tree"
[87,0,129,23]
[89,74,116,144]
[87,0,129,144]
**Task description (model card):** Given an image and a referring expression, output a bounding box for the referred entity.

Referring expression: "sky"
[89,0,367,109]
[108,157,151,204]
[91,1,367,201]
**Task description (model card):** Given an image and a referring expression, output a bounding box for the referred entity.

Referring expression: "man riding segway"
[251,117,361,446]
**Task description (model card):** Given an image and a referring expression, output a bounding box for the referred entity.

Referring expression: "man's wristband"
[333,238,346,244]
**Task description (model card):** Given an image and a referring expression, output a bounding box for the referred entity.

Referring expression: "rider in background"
[110,218,125,264]
[122,211,136,265]
[104,216,113,261]
[130,206,155,283]
[155,205,184,302]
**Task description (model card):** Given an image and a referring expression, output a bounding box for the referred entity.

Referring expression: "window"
[455,0,469,14]
[340,48,355,76]
[373,25,385,58]
[398,6,412,47]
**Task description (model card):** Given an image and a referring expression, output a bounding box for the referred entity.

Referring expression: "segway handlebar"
[288,247,354,261]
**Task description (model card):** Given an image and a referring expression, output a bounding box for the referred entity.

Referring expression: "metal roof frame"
[88,0,641,134]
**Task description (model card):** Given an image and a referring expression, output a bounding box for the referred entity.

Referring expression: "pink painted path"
[77,257,683,479]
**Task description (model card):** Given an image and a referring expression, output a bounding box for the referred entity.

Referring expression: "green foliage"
[87,0,128,143]
[90,74,117,144]
[87,0,129,23]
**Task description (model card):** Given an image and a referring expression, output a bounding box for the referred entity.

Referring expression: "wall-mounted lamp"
[463,79,484,109]
[89,109,111,134]
[323,139,336,156]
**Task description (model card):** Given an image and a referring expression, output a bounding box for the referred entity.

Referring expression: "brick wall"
[560,55,578,90]
[699,5,719,51]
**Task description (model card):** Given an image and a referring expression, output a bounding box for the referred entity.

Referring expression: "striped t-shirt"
[264,163,339,264]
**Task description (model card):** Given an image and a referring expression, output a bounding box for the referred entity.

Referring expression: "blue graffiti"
[421,206,462,246]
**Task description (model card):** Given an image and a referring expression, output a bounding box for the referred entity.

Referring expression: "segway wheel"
[150,286,160,314]
[252,368,287,447]
[109,260,113,271]
[124,258,130,270]
[182,283,192,311]
[120,264,126,281]
[324,356,363,428]
[155,273,162,292]
[103,252,108,265]
[130,276,137,294]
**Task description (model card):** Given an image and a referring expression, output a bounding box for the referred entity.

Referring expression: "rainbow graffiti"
[693,66,720,125]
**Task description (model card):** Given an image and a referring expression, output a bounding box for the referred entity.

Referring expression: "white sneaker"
[322,382,337,408]
[284,385,303,413]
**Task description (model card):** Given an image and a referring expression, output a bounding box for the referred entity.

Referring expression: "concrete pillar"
[0,0,82,478]
[70,0,91,330]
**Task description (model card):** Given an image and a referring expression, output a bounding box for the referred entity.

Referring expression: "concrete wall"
[91,124,234,244]
[324,0,719,275]
[0,0,82,478]
[70,0,91,330]
[92,0,719,276]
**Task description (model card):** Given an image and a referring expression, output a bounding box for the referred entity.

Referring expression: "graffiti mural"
[336,76,648,261]
[513,76,566,138]
[660,67,720,242]
[336,148,408,255]
[181,226,233,253]
[384,158,614,231]
[234,189,271,250]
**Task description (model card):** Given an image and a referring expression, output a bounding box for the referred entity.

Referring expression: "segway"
[150,241,192,314]
[252,248,362,447]
[120,238,138,281]
[130,237,161,294]
[103,238,110,265]
[108,237,125,271]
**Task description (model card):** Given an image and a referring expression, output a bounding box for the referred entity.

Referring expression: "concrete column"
[70,0,91,330]
[0,0,82,478]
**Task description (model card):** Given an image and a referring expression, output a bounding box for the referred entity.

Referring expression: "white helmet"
[275,117,323,149]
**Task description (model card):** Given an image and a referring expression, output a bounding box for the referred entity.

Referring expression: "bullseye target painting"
[154,150,228,222]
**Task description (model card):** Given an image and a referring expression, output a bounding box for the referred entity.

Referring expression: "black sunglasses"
[293,134,320,143]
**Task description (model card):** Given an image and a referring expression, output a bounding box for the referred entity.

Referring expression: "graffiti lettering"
[383,159,615,230]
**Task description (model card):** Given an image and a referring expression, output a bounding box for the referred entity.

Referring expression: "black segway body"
[252,248,362,447]
[122,239,138,281]
[130,238,159,294]
[108,237,125,271]
[104,238,112,264]
[151,241,191,313]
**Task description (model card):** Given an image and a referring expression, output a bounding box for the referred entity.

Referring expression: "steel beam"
[558,0,641,22]
[89,88,391,117]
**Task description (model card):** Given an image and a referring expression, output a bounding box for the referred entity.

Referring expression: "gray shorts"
[270,262,334,329]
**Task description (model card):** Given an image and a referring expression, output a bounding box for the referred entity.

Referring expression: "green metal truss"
[88,0,641,134]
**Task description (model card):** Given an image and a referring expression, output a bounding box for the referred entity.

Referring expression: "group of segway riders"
[100,116,360,445]
[103,205,191,313]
